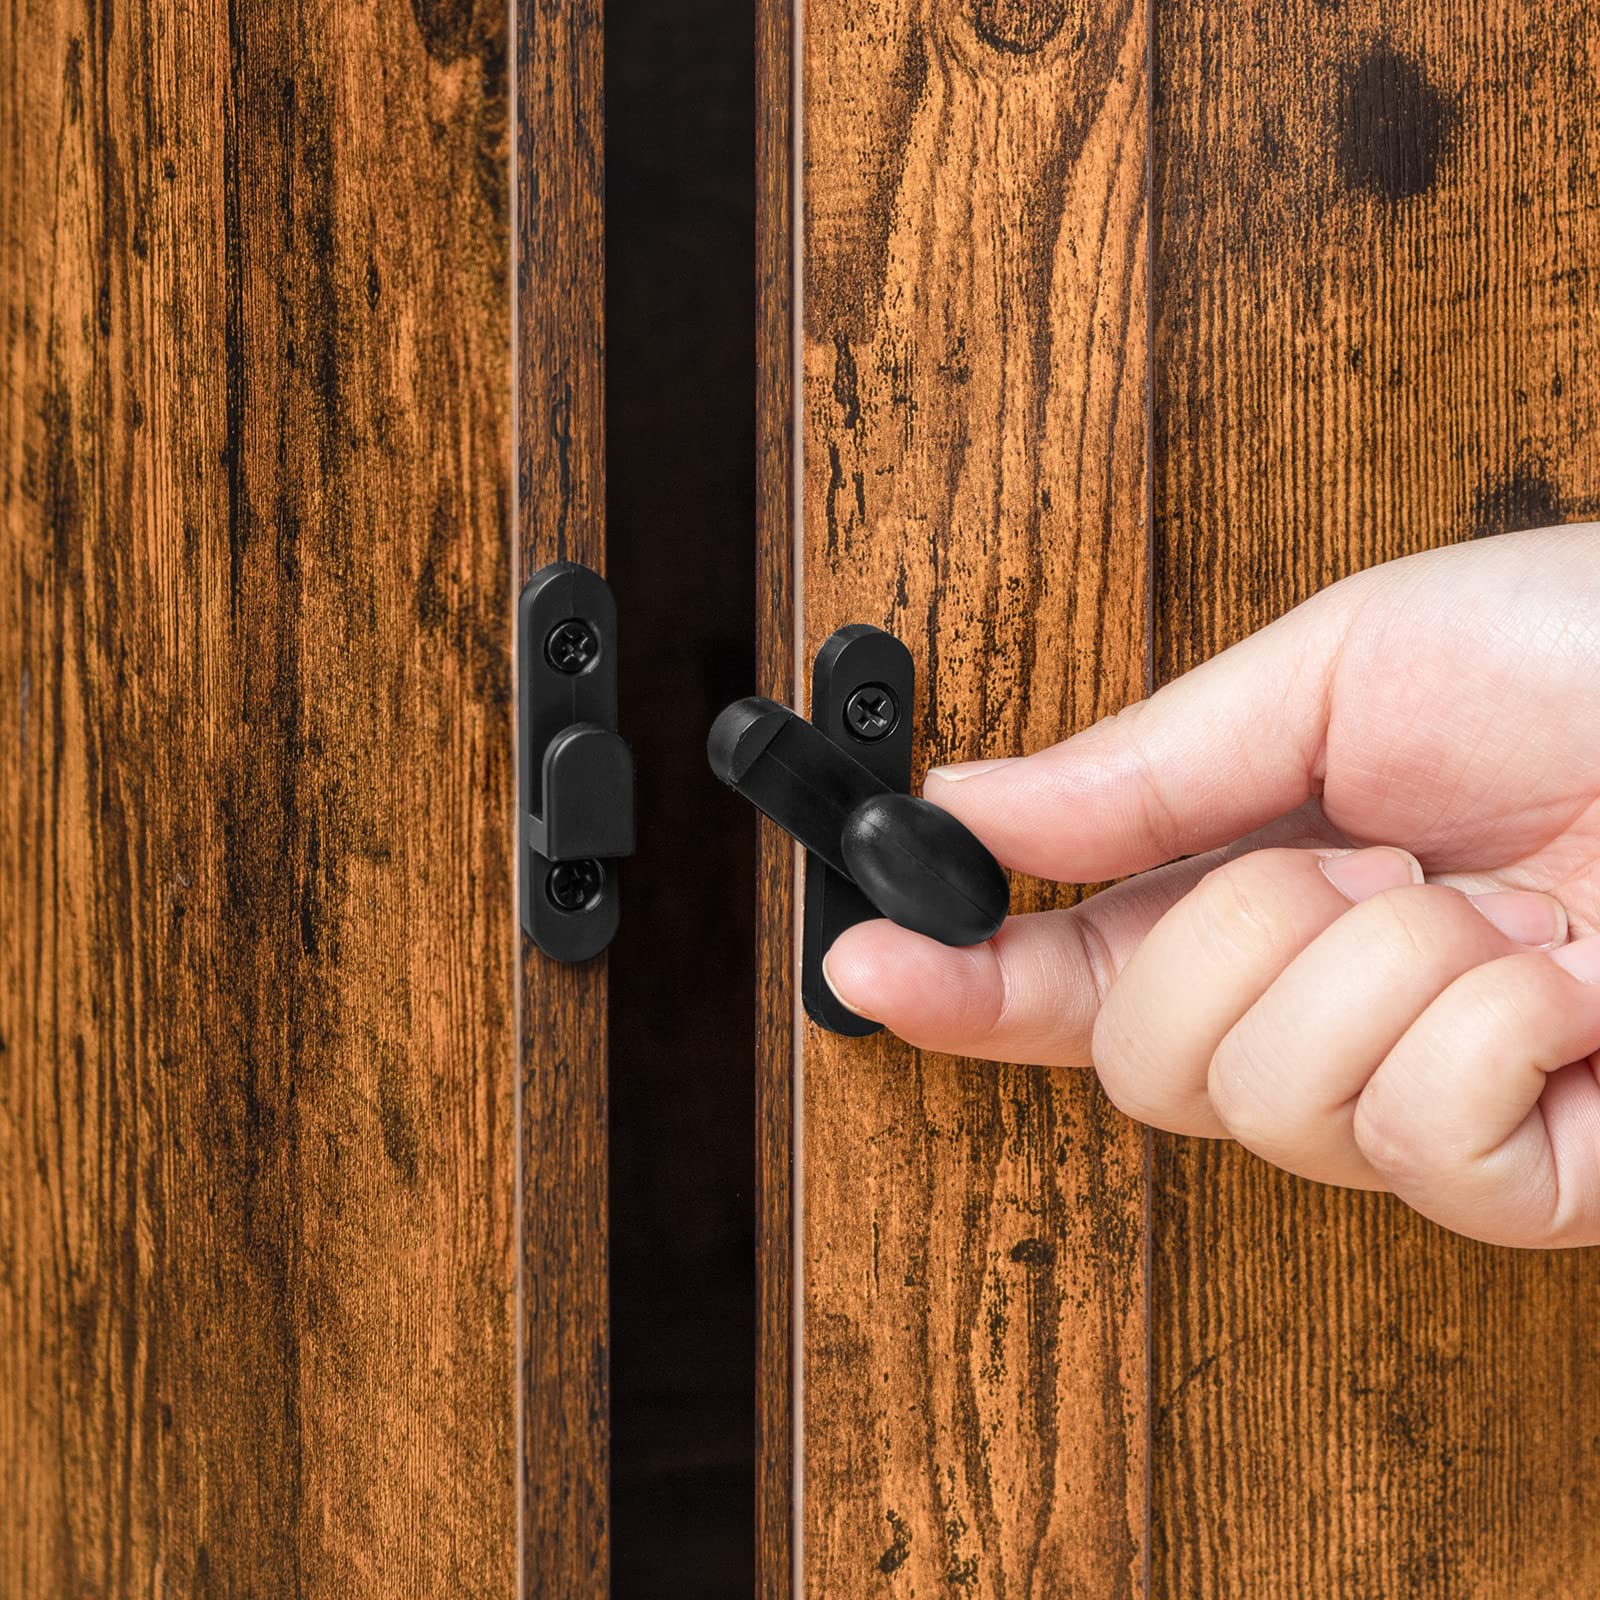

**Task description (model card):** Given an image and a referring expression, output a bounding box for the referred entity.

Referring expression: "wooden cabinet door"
[3,1,608,1593]
[760,1,1600,1594]
[12,1,1600,1595]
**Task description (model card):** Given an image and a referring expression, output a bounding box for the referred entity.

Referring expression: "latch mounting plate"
[802,626,916,1035]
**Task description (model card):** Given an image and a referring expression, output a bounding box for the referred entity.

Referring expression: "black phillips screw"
[545,618,600,675]
[843,683,899,742]
[546,858,605,912]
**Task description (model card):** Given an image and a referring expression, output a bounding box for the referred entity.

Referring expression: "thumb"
[926,587,1354,882]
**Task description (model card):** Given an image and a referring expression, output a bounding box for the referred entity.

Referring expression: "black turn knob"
[707,697,1008,947]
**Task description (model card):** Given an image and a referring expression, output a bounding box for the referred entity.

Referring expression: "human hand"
[823,526,1600,1247]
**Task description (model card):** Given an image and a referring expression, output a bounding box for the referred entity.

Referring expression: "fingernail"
[821,952,871,1016]
[1551,933,1600,984]
[1468,891,1568,948]
[926,758,1013,784]
[1319,845,1424,903]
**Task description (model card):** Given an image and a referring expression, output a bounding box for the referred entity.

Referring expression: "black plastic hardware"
[520,562,635,962]
[805,626,916,1034]
[707,625,1009,1036]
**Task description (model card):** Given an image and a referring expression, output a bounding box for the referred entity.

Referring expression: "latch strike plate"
[519,562,634,962]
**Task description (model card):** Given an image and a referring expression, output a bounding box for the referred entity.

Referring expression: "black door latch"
[520,562,635,962]
[708,625,1008,1035]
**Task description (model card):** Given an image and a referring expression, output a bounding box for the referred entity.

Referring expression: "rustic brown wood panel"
[755,0,797,1590]
[516,0,611,1593]
[0,0,568,1593]
[782,0,1152,1590]
[1152,3,1600,1594]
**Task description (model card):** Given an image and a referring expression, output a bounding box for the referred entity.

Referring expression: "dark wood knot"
[971,0,1068,56]
[1335,43,1461,201]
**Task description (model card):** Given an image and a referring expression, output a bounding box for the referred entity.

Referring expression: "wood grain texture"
[515,0,611,1593]
[788,0,1151,1590]
[2,0,518,1595]
[1152,3,1600,1595]
[755,0,797,1589]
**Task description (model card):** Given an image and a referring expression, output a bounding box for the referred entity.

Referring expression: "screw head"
[545,618,600,675]
[843,683,899,742]
[546,859,605,913]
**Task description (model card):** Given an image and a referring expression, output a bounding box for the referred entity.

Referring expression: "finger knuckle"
[1205,1031,1285,1151]
[945,945,1011,1052]
[1193,853,1305,968]
[1090,1004,1167,1127]
[1358,884,1482,966]
[1351,1090,1429,1183]
[1071,913,1119,1015]
[1443,956,1555,1056]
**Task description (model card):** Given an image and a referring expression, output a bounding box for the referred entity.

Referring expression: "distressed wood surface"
[755,0,798,1589]
[1152,3,1600,1595]
[516,0,611,1593]
[785,0,1152,1591]
[0,0,552,1592]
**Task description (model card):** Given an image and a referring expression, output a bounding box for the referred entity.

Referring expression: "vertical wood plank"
[785,0,1152,1590]
[2,0,517,1594]
[756,0,798,1589]
[516,0,611,1593]
[1152,3,1600,1594]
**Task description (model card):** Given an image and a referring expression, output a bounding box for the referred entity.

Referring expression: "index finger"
[923,586,1354,882]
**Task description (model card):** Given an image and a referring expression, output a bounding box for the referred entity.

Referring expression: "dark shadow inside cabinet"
[605,2,759,1593]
